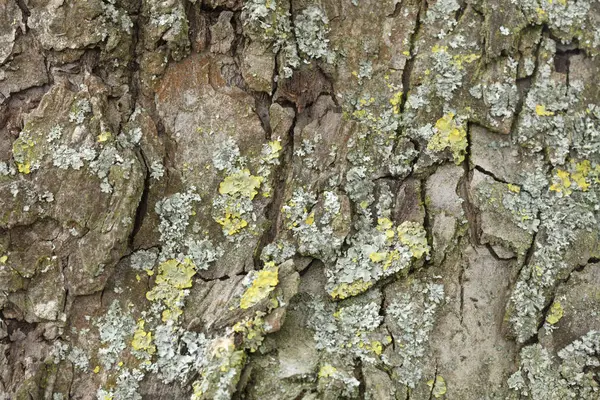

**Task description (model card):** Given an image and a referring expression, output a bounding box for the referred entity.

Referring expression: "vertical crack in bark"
[420,177,433,258]
[458,122,480,246]
[458,258,466,326]
[127,3,150,251]
[14,0,30,26]
[252,103,298,270]
[130,147,151,248]
[398,0,426,117]
[427,362,439,400]
[354,357,366,400]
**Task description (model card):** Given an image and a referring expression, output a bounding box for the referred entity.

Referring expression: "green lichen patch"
[145,258,197,323]
[239,263,279,309]
[427,112,468,165]
[545,301,564,325]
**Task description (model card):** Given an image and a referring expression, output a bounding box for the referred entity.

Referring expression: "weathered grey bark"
[1,0,600,399]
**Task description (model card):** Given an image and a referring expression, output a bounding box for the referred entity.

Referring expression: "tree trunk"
[1,0,599,399]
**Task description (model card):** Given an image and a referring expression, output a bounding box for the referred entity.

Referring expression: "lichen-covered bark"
[1,0,600,399]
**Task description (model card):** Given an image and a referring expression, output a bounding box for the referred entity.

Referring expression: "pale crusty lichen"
[326,218,429,300]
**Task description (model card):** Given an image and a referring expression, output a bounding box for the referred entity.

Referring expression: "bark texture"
[1,0,600,399]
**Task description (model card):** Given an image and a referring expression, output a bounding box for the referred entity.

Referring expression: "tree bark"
[1,0,600,399]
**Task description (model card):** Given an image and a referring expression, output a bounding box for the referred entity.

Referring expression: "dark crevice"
[473,165,513,187]
[454,1,467,25]
[473,165,528,198]
[252,92,298,271]
[99,284,108,308]
[298,259,317,277]
[196,272,243,283]
[386,325,396,351]
[427,362,439,400]
[253,91,273,139]
[128,7,149,251]
[458,260,466,326]
[515,211,540,278]
[388,1,403,18]
[458,123,480,246]
[130,148,151,249]
[354,358,366,400]
[398,0,426,117]
[560,48,583,91]
[14,0,30,26]
[420,178,433,256]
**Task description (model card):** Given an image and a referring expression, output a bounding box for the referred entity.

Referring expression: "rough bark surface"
[1,0,600,399]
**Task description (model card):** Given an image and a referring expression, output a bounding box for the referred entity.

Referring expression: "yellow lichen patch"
[366,340,383,355]
[305,212,315,226]
[155,258,196,289]
[131,319,156,355]
[369,252,387,263]
[232,312,267,352]
[376,217,393,231]
[452,53,481,69]
[98,391,113,400]
[431,44,448,53]
[376,217,396,240]
[507,184,521,193]
[318,364,337,378]
[0,255,7,264]
[240,264,279,309]
[263,140,283,162]
[146,258,197,322]
[390,92,403,114]
[549,169,572,196]
[97,131,112,143]
[427,375,447,398]
[93,365,100,373]
[12,136,38,174]
[191,338,247,400]
[215,211,248,236]
[397,221,430,259]
[329,279,373,300]
[571,160,591,191]
[535,104,555,116]
[219,169,264,200]
[428,113,468,165]
[546,301,564,325]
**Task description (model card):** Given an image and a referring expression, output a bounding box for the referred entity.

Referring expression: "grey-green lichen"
[508,331,600,399]
[385,281,445,388]
[308,293,386,363]
[326,218,429,300]
[282,188,345,263]
[242,0,333,78]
